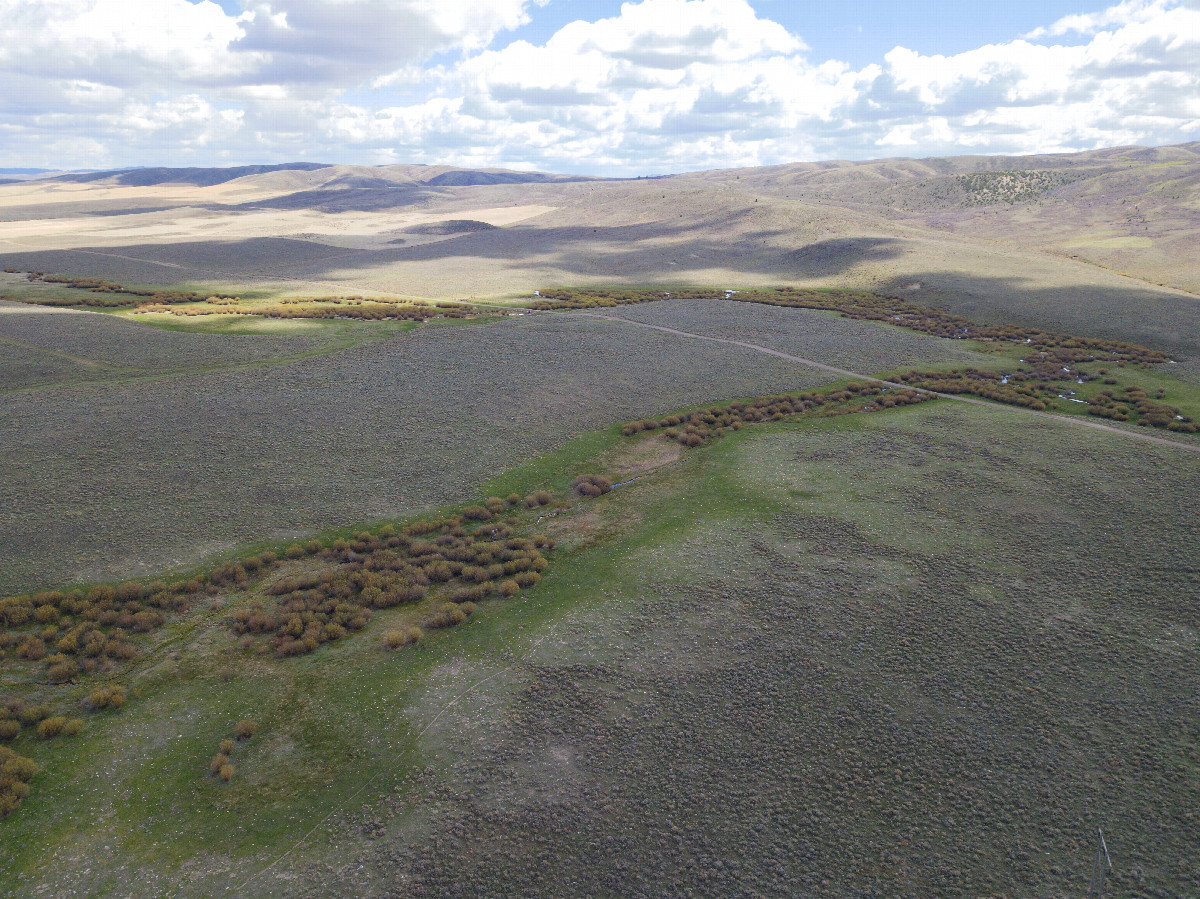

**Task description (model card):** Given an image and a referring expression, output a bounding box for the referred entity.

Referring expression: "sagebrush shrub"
[37,716,66,738]
[0,745,37,817]
[86,686,126,711]
[573,474,613,497]
[17,704,49,726]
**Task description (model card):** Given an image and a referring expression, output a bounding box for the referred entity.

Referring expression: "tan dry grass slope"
[0,148,1197,352]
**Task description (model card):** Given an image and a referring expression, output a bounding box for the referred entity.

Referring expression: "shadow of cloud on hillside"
[0,238,364,285]
[783,238,904,277]
[3,225,1193,359]
[284,212,909,284]
[0,211,908,287]
[228,186,440,213]
[882,271,1200,357]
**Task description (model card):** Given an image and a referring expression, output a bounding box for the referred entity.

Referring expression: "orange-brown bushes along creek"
[230,519,554,657]
[135,300,478,322]
[573,475,613,497]
[890,369,1196,430]
[5,270,478,320]
[0,499,564,817]
[0,507,558,682]
[624,383,935,446]
[530,287,1169,366]
[11,272,238,308]
[1086,384,1197,431]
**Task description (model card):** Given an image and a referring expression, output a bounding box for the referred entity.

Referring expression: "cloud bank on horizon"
[0,0,1197,174]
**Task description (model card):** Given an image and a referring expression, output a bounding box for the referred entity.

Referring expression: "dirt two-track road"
[579,312,1200,455]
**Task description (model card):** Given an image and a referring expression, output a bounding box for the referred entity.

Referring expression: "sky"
[0,0,1197,174]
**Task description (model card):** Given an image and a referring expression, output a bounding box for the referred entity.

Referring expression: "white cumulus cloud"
[0,0,1197,171]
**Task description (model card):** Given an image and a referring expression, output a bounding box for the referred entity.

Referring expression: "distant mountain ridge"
[45,162,600,190]
[54,163,330,187]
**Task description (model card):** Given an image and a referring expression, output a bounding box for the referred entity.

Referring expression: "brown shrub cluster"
[573,475,614,497]
[254,302,476,322]
[85,685,127,711]
[0,714,19,742]
[0,745,38,817]
[1,582,179,674]
[230,517,550,656]
[208,720,257,783]
[36,715,82,739]
[889,369,1195,429]
[0,553,281,690]
[528,288,725,310]
[1089,386,1197,431]
[383,627,423,649]
[624,384,932,446]
[530,287,1169,365]
[13,269,479,321]
[422,601,476,630]
[20,272,236,308]
[890,369,1052,410]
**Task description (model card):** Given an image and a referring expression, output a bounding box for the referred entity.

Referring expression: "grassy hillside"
[1,144,1197,356]
[1,400,1195,896]
[2,147,1198,895]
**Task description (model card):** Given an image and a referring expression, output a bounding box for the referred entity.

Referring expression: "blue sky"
[503,0,1099,63]
[0,0,1197,173]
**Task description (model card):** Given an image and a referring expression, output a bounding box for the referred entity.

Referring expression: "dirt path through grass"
[579,311,1200,455]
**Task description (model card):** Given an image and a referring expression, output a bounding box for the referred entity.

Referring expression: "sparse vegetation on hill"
[954,169,1080,206]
